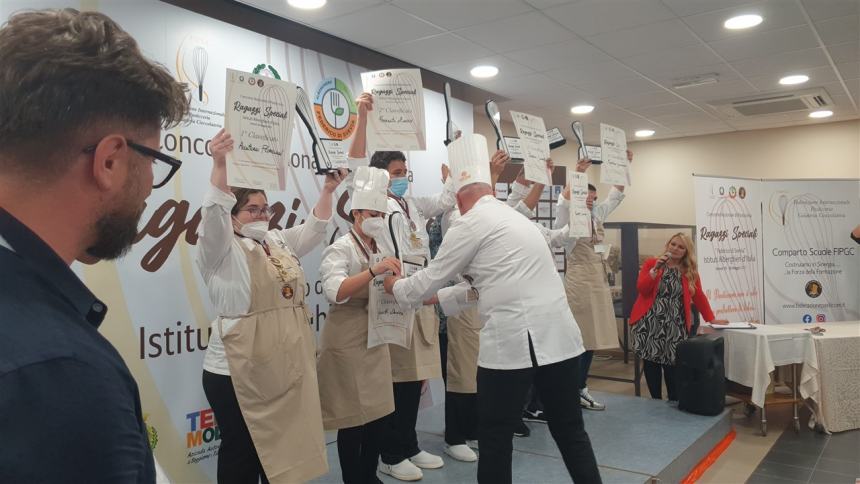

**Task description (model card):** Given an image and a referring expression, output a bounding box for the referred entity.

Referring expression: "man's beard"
[85,166,146,260]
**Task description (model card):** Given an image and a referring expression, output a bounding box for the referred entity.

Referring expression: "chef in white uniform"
[318,166,402,484]
[554,154,630,411]
[383,134,601,484]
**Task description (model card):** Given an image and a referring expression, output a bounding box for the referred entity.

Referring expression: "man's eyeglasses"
[238,206,274,218]
[83,141,182,189]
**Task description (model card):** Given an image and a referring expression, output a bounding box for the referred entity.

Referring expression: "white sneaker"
[579,388,606,411]
[465,439,479,450]
[378,459,423,481]
[444,444,477,462]
[409,450,444,469]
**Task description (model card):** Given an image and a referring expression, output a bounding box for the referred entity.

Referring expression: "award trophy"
[571,120,602,164]
[443,82,455,146]
[295,86,339,175]
[485,100,522,162]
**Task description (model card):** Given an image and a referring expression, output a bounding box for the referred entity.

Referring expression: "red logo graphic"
[816,314,826,322]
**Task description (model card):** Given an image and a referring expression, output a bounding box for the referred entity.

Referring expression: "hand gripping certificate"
[568,172,592,238]
[510,111,551,185]
[361,68,426,151]
[599,123,631,186]
[224,68,297,190]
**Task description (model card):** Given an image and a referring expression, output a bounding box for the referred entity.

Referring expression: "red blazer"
[629,258,715,333]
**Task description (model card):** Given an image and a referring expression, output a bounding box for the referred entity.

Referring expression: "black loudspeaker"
[676,336,726,416]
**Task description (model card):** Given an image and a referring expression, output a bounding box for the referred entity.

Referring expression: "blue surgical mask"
[390,177,409,197]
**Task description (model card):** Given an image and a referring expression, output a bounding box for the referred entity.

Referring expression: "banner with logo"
[693,175,764,323]
[0,1,474,482]
[762,179,860,324]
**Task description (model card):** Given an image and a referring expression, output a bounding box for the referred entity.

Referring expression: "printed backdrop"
[0,0,474,481]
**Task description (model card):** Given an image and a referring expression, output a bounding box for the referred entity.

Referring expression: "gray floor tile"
[809,469,858,484]
[762,449,821,469]
[754,461,814,482]
[826,430,860,447]
[815,457,860,477]
[771,429,830,456]
[746,471,807,483]
[819,441,860,463]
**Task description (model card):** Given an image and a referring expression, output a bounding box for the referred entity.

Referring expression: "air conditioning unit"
[709,88,833,117]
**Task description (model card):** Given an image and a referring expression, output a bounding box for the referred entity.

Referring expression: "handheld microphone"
[655,252,671,269]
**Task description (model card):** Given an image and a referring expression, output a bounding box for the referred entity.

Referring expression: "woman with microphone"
[629,233,727,402]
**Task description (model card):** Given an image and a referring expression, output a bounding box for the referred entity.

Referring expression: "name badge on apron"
[593,244,611,260]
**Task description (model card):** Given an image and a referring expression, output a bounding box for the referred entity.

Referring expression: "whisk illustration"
[192,46,208,102]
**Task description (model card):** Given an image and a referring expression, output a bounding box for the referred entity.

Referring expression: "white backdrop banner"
[0,1,474,482]
[693,176,764,323]
[762,179,860,324]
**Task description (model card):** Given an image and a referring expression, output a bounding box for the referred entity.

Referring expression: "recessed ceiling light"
[470,65,499,78]
[779,74,809,85]
[287,0,326,10]
[571,105,595,114]
[635,129,655,138]
[724,14,763,30]
[809,110,833,119]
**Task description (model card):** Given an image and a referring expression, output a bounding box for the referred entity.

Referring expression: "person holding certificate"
[318,166,402,484]
[383,134,601,484]
[553,152,631,411]
[348,92,451,481]
[197,129,345,484]
[630,233,728,402]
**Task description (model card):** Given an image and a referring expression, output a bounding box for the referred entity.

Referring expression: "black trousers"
[579,350,595,390]
[202,370,269,484]
[476,344,601,484]
[643,360,677,401]
[445,391,478,445]
[380,381,422,465]
[337,416,387,484]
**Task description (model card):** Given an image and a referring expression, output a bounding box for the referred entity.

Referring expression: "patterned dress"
[632,268,687,365]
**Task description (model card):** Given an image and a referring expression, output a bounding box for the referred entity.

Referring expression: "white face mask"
[360,217,386,238]
[239,220,270,241]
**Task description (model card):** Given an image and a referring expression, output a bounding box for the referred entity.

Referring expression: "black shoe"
[522,408,549,424]
[514,420,531,438]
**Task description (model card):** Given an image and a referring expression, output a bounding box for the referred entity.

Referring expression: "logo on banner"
[143,413,159,449]
[313,77,357,140]
[816,314,826,322]
[805,280,822,298]
[253,63,282,80]
[802,314,813,323]
[176,36,210,105]
[186,408,220,465]
[739,186,747,199]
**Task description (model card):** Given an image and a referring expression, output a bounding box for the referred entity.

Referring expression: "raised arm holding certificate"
[360,68,426,151]
[510,110,551,185]
[599,123,630,187]
[224,68,297,190]
[568,172,592,238]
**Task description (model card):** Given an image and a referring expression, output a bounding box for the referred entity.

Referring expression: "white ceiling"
[237,0,860,141]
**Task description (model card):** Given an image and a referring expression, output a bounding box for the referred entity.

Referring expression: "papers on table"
[510,111,551,185]
[706,322,757,329]
[600,123,630,186]
[224,68,297,190]
[568,172,592,238]
[361,68,426,151]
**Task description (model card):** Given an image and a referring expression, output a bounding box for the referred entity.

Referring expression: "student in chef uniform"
[554,153,632,411]
[318,166,403,484]
[384,134,601,484]
[197,129,345,484]
[347,92,450,481]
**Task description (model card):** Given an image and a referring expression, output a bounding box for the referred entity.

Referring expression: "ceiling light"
[724,14,763,30]
[635,129,655,138]
[470,65,499,78]
[779,74,809,85]
[809,110,833,119]
[287,0,326,9]
[571,105,595,114]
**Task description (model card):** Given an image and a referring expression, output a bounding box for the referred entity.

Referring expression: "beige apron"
[318,253,395,430]
[564,222,618,351]
[390,305,442,382]
[221,242,327,483]
[445,306,481,394]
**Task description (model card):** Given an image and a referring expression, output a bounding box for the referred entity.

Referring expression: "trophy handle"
[485,100,508,153]
[570,121,586,160]
[444,82,454,146]
[295,87,337,175]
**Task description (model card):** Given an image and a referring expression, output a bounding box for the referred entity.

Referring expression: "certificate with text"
[599,123,630,186]
[568,172,592,238]
[361,68,426,151]
[510,111,551,185]
[224,68,297,190]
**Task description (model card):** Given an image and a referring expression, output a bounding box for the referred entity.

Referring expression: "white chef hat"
[349,166,390,213]
[447,133,491,192]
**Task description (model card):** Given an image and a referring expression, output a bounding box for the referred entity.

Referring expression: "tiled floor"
[747,427,860,483]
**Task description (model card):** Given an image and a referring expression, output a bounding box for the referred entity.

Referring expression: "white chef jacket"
[505,181,571,249]
[554,187,625,252]
[393,195,585,370]
[319,232,373,305]
[196,183,330,375]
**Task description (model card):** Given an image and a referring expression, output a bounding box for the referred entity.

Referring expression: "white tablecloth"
[781,322,860,432]
[719,324,819,408]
